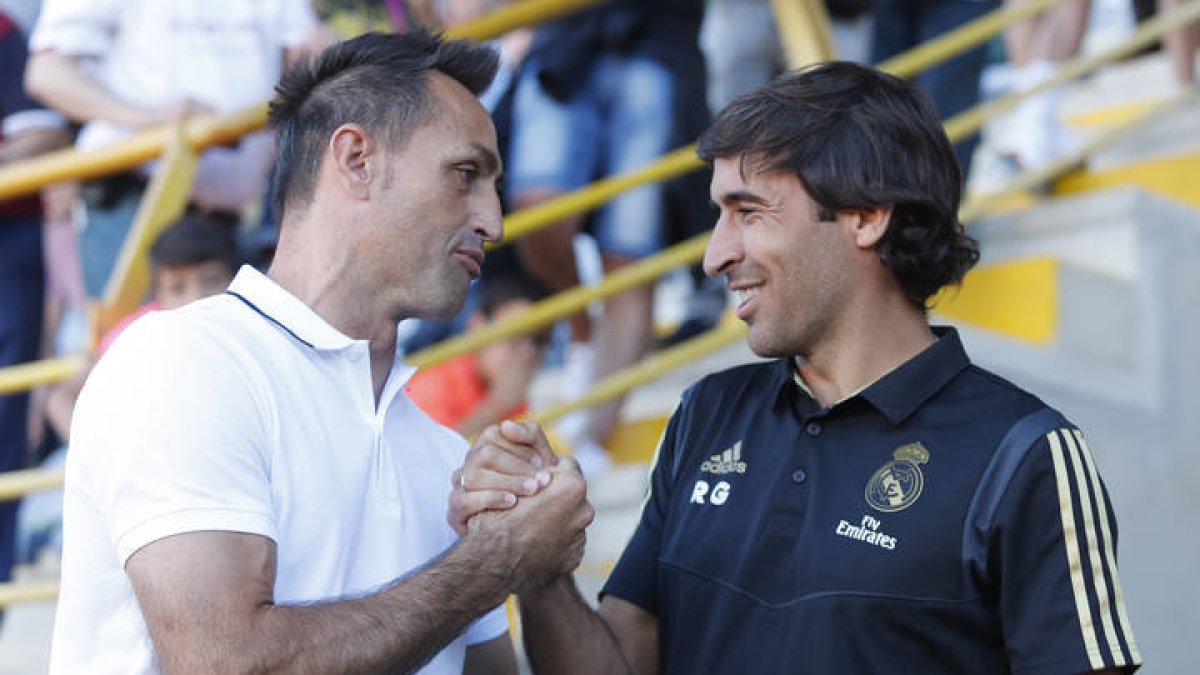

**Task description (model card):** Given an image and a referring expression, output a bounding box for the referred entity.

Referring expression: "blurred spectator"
[0,8,69,621]
[997,0,1090,170]
[17,214,238,566]
[1160,0,1199,84]
[24,0,322,299]
[872,0,999,176]
[406,273,550,439]
[506,0,710,475]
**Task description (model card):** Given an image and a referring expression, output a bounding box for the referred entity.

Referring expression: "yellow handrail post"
[532,318,747,427]
[445,0,603,41]
[409,234,712,369]
[95,122,200,335]
[0,468,65,502]
[770,0,837,68]
[0,355,86,397]
[0,580,59,607]
[878,0,1063,79]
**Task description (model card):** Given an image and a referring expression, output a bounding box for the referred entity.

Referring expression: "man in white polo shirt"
[50,30,593,674]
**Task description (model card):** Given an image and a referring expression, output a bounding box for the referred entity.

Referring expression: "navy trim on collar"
[226,290,315,349]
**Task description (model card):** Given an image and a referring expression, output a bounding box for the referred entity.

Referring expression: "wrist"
[453,524,521,601]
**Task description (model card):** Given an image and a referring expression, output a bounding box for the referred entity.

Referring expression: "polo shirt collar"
[226,265,357,351]
[858,326,970,424]
[773,326,970,425]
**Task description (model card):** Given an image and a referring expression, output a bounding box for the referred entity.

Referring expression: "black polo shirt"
[603,328,1141,674]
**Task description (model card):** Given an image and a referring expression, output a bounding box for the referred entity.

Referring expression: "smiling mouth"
[731,286,762,319]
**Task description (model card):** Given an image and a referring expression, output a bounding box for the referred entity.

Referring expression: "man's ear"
[328,123,375,201]
[844,206,893,249]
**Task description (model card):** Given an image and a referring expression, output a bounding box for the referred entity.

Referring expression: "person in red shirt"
[407,274,550,438]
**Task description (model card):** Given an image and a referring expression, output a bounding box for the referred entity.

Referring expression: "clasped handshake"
[449,420,596,592]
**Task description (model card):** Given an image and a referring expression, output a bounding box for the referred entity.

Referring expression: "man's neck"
[794,296,935,409]
[269,219,399,403]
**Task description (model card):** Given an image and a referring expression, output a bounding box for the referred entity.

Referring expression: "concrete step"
[952,187,1200,675]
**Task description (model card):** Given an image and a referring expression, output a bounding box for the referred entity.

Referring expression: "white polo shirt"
[49,266,507,675]
[30,0,318,210]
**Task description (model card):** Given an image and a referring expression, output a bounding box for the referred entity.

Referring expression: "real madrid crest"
[865,442,930,513]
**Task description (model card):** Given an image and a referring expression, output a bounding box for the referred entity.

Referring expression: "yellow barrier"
[770,0,836,67]
[878,0,1064,79]
[0,355,85,396]
[502,145,704,243]
[410,234,711,368]
[445,0,602,42]
[532,317,747,426]
[0,580,59,607]
[100,125,200,329]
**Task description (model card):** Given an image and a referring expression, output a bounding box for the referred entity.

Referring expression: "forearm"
[158,535,512,675]
[25,51,154,128]
[519,577,633,675]
[0,127,70,165]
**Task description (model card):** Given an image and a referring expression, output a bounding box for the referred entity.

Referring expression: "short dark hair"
[267,29,499,218]
[149,215,239,274]
[697,61,979,311]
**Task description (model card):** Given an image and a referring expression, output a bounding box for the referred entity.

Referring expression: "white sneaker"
[999,61,1079,171]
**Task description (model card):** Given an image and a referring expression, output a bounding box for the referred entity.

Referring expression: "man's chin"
[746,330,789,360]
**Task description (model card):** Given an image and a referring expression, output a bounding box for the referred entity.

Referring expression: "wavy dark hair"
[697,61,979,311]
[267,29,498,219]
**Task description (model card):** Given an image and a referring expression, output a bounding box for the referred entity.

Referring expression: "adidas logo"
[701,441,747,475]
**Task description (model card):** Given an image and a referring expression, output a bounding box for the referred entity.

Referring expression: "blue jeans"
[0,216,45,585]
[81,188,142,299]
[508,54,675,260]
[871,0,999,176]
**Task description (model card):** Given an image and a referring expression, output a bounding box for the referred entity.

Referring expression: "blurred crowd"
[0,0,1196,619]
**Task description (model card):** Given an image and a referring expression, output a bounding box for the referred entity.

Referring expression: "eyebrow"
[711,190,770,209]
[469,142,502,176]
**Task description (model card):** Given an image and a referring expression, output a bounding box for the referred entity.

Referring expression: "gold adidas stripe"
[1048,430,1104,670]
[1061,430,1124,667]
[1073,430,1142,664]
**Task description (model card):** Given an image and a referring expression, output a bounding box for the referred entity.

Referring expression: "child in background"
[406,274,550,439]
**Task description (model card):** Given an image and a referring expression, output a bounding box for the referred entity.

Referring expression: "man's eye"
[455,166,477,183]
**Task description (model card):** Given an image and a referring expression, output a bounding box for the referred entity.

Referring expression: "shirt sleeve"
[600,389,692,613]
[992,425,1142,675]
[29,0,121,57]
[70,312,276,566]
